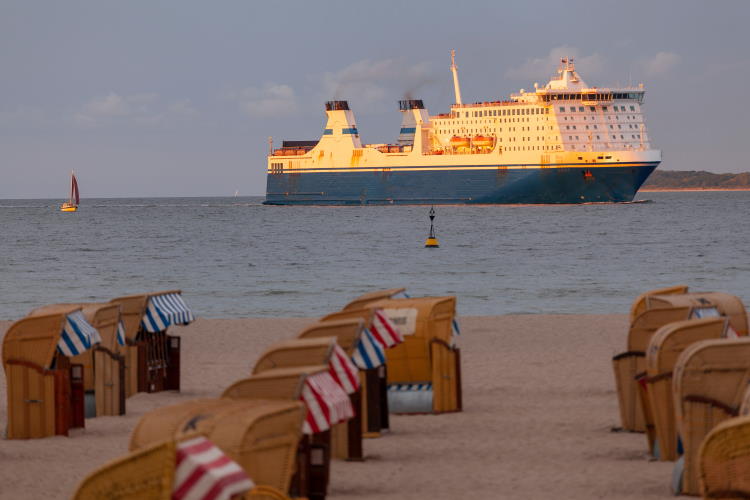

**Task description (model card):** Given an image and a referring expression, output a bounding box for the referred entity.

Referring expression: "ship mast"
[450,49,463,106]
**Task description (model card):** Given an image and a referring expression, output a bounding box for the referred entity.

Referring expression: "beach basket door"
[93,347,123,416]
[70,364,86,428]
[309,432,331,500]
[165,335,180,391]
[5,360,58,439]
[431,339,460,413]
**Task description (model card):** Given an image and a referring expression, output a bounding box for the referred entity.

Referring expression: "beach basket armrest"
[612,351,645,361]
[5,358,53,375]
[644,371,672,384]
[683,395,739,417]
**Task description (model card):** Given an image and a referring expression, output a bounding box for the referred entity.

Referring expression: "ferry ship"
[264,52,661,205]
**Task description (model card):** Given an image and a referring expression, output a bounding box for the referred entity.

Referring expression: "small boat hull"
[60,203,78,212]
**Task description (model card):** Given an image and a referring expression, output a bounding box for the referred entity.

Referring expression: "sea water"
[0,192,748,319]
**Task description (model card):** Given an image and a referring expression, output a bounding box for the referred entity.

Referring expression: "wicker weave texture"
[297,319,363,355]
[343,288,406,311]
[320,307,374,329]
[648,292,748,336]
[629,285,688,322]
[612,353,646,431]
[223,367,325,400]
[73,439,175,500]
[673,338,750,495]
[612,306,690,432]
[646,317,727,461]
[252,338,334,375]
[699,415,750,499]
[130,398,304,493]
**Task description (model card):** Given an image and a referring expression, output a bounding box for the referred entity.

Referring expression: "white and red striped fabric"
[369,309,404,348]
[172,436,254,500]
[328,344,360,394]
[301,371,354,435]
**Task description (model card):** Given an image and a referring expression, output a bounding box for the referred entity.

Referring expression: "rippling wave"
[0,192,748,319]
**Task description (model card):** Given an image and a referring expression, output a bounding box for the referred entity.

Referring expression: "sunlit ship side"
[264,53,661,205]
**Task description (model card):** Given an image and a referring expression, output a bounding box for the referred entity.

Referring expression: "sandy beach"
[0,314,676,499]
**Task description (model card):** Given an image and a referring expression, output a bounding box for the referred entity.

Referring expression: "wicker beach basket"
[30,302,125,417]
[3,312,66,438]
[109,293,150,397]
[645,317,728,460]
[673,338,750,495]
[365,296,460,413]
[698,415,750,499]
[73,439,175,499]
[130,398,304,493]
[613,306,691,432]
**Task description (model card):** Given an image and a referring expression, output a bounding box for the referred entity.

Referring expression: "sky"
[2,0,749,198]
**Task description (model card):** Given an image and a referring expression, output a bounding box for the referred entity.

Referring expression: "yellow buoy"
[424,237,440,248]
[424,206,440,248]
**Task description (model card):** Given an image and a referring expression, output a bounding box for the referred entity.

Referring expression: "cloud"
[232,83,298,117]
[73,92,196,126]
[505,46,606,82]
[642,51,680,76]
[319,58,435,110]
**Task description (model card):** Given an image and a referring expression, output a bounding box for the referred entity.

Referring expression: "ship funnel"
[325,100,350,111]
[320,100,362,148]
[398,99,430,146]
[399,99,425,110]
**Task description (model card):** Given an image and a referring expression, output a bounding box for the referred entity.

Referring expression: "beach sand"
[0,315,675,499]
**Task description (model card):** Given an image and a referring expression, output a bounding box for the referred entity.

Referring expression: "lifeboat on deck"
[449,136,470,148]
[472,135,494,148]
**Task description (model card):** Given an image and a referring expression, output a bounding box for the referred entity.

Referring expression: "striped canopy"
[173,436,254,500]
[141,293,195,333]
[369,310,404,348]
[57,310,102,357]
[351,327,386,370]
[116,321,127,346]
[328,344,360,394]
[301,371,354,435]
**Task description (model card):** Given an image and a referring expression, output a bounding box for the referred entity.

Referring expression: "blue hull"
[264,163,659,205]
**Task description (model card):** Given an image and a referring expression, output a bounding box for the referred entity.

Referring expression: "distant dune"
[642,170,750,190]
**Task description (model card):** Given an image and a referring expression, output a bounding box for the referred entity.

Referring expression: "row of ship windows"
[563,115,639,121]
[565,124,642,130]
[540,92,643,102]
[439,117,545,126]
[559,105,637,113]
[567,134,642,141]
[455,108,550,118]
[506,145,562,151]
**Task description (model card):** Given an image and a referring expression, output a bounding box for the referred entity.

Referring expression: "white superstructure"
[430,57,651,155]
